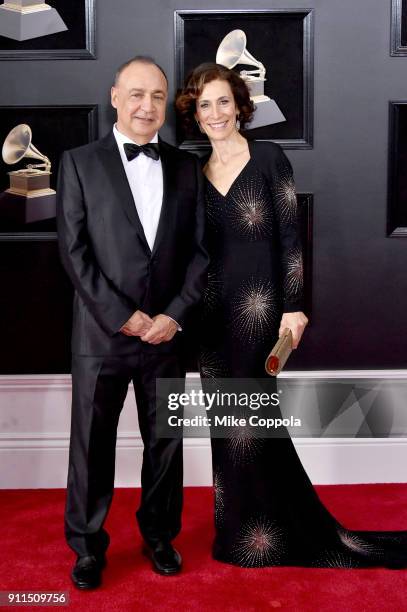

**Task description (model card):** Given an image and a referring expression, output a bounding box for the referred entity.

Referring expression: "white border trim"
[1,369,407,390]
[1,371,406,488]
[0,375,71,390]
[1,436,405,488]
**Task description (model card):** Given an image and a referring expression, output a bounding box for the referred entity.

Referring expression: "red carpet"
[1,485,407,611]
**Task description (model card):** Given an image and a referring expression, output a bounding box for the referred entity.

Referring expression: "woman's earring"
[196,119,206,134]
[236,117,241,131]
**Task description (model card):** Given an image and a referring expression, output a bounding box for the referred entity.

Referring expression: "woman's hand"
[279,312,308,349]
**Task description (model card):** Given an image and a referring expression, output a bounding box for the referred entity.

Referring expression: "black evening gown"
[199,142,407,569]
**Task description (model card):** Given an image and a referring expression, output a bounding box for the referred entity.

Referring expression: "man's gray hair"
[114,55,168,86]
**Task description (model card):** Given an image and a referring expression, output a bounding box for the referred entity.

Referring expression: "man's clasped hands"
[120,311,178,345]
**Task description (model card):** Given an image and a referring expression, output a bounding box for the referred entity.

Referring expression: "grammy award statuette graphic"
[0,124,56,226]
[216,29,286,130]
[0,0,67,41]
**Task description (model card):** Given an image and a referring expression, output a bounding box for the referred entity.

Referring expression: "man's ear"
[111,86,118,109]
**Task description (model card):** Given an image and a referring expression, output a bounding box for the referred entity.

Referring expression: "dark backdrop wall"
[0,0,405,371]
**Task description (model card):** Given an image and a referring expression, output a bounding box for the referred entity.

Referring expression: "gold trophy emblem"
[0,1,67,41]
[3,124,55,197]
[216,29,286,130]
[1,124,56,226]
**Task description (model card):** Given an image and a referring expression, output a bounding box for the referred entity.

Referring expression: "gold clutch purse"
[265,329,293,376]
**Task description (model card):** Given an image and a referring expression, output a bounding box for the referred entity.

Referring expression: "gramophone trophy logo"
[0,124,56,225]
[0,0,67,41]
[216,29,286,130]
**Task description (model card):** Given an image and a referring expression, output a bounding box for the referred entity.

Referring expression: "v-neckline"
[205,157,252,199]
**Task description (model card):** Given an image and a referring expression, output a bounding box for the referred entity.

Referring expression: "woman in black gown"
[176,63,407,569]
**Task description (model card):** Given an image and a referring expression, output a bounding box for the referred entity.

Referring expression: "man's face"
[111,61,168,144]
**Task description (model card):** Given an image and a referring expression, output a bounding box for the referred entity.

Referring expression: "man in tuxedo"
[57,56,208,589]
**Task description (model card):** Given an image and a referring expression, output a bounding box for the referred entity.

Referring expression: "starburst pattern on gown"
[231,277,278,344]
[199,349,229,378]
[312,550,359,568]
[274,167,297,225]
[205,181,223,231]
[203,262,224,315]
[228,174,273,240]
[283,248,304,299]
[364,532,407,545]
[213,470,225,526]
[337,528,383,557]
[226,422,265,466]
[232,516,285,567]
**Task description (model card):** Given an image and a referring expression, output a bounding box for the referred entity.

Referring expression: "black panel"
[388,102,407,236]
[0,0,96,59]
[402,0,407,46]
[175,10,313,149]
[0,105,97,233]
[0,239,72,374]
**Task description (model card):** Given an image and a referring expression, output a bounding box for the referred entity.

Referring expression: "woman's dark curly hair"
[175,62,255,136]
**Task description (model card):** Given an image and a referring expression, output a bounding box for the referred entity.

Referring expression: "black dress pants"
[65,351,184,557]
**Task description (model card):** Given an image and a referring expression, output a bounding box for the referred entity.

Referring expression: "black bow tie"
[124,142,160,162]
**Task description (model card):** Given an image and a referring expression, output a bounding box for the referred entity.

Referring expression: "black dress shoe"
[71,554,106,589]
[142,542,182,575]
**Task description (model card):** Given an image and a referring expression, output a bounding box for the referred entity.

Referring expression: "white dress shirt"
[113,124,163,251]
[113,125,181,331]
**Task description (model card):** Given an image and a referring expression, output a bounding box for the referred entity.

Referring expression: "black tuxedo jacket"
[57,131,208,356]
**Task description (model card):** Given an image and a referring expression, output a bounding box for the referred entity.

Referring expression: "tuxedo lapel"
[98,132,151,253]
[151,138,177,258]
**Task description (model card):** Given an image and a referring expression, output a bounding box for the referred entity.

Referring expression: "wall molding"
[0,375,71,390]
[1,435,406,489]
[1,371,406,489]
[1,369,407,389]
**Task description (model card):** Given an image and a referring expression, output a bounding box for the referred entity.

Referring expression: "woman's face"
[195,78,239,141]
